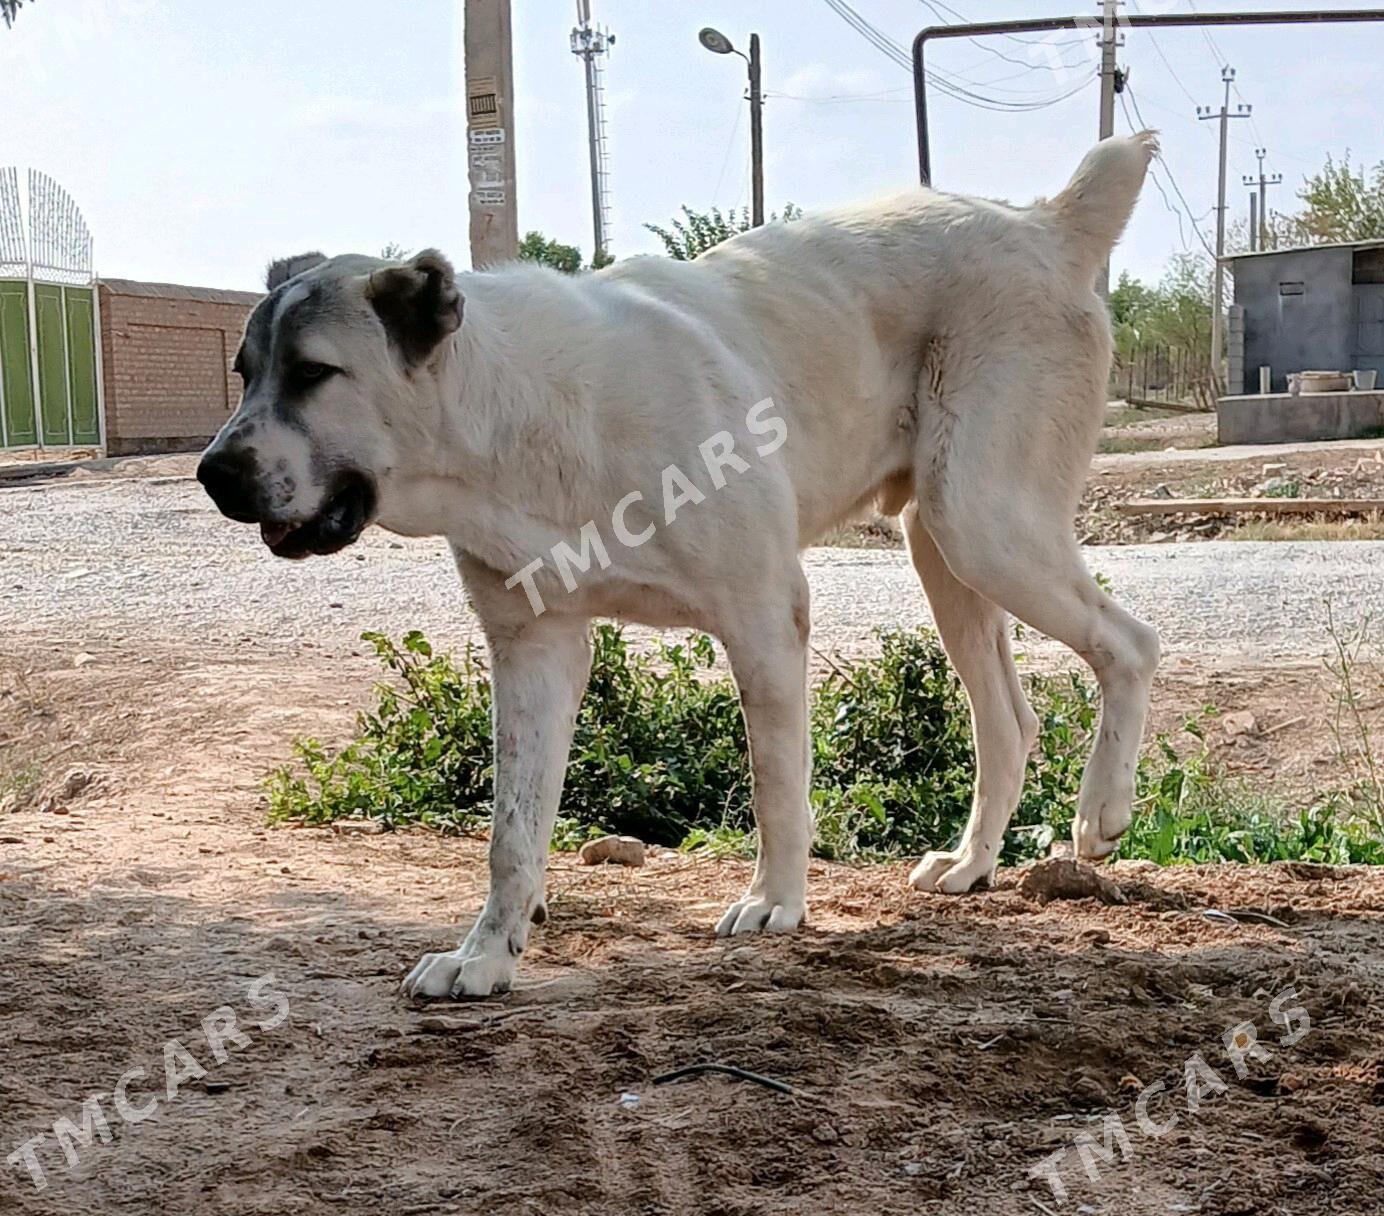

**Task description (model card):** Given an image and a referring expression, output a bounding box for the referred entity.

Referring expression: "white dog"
[197,132,1161,999]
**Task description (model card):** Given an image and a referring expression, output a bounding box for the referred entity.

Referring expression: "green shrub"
[266,626,1384,866]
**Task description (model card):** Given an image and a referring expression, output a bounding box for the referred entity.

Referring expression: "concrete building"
[1218,240,1384,444]
[1228,239,1384,394]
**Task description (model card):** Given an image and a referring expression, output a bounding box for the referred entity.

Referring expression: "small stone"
[417,1015,481,1034]
[73,652,95,668]
[578,835,646,867]
[332,820,385,836]
[53,767,98,801]
[1223,710,1259,738]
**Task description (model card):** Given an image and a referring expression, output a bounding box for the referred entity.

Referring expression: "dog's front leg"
[403,617,592,999]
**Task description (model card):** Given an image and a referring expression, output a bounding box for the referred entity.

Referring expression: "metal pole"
[748,33,764,227]
[582,48,606,259]
[25,261,42,450]
[464,0,519,268]
[1249,192,1259,253]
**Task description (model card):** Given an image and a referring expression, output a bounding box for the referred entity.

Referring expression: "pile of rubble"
[1080,451,1384,544]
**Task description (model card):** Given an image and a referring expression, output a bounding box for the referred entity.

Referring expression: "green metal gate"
[0,167,103,450]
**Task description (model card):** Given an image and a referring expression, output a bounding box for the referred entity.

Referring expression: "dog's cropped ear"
[265,252,327,291]
[366,249,464,367]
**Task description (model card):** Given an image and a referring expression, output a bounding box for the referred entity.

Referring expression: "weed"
[267,627,1384,866]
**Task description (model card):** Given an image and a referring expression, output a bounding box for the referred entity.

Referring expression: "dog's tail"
[1040,130,1158,281]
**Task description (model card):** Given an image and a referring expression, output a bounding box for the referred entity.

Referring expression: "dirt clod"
[1019,858,1127,905]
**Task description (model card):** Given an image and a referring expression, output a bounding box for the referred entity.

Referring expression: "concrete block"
[1217,390,1384,445]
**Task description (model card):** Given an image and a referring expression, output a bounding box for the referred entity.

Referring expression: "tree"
[1289,153,1384,245]
[644,203,803,261]
[1110,254,1212,365]
[1229,153,1384,253]
[1,0,29,29]
[517,231,585,275]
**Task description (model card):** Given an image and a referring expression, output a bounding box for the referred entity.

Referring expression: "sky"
[3,0,1382,291]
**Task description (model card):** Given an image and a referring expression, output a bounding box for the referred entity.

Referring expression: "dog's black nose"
[196,447,259,522]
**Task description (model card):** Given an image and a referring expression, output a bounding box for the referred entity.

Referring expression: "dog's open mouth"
[259,473,377,560]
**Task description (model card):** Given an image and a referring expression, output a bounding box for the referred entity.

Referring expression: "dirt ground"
[3,445,1384,1213]
[3,637,1384,1215]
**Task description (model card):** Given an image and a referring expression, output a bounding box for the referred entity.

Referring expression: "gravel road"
[2,473,1382,663]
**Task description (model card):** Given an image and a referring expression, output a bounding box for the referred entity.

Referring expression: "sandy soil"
[3,640,1383,1215]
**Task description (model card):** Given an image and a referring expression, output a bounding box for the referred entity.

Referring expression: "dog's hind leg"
[715,563,813,935]
[902,505,1039,893]
[915,341,1159,874]
[403,611,592,999]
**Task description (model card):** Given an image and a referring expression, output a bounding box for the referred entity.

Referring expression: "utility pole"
[1097,0,1120,143]
[699,27,765,227]
[571,1,615,265]
[464,0,518,268]
[748,33,764,227]
[1096,0,1124,297]
[1249,192,1259,252]
[1242,148,1282,252]
[1198,66,1251,389]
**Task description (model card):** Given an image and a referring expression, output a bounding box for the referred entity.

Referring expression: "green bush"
[266,626,1384,866]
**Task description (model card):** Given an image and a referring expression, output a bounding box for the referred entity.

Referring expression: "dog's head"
[196,249,462,559]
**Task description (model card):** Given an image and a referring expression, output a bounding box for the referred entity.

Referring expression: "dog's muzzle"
[197,451,377,561]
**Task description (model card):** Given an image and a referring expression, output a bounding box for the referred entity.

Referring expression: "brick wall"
[98,279,260,456]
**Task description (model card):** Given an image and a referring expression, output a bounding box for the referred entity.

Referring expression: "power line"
[820,0,1096,112]
[710,95,743,207]
[1125,82,1218,261]
[911,0,1092,72]
[1119,91,1190,251]
[1185,0,1229,68]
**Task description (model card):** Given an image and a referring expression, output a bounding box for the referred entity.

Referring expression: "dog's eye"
[292,361,335,387]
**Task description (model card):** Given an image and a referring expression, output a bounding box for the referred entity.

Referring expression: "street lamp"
[698,26,763,227]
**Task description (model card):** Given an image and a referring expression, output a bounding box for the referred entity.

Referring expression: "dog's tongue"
[260,521,291,548]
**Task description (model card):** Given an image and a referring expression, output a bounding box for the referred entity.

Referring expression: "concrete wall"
[98,279,258,456]
[1232,247,1356,393]
[1218,390,1384,445]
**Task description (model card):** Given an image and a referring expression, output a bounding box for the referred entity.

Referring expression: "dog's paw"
[715,895,805,937]
[908,848,995,895]
[401,944,515,1000]
[1072,795,1132,861]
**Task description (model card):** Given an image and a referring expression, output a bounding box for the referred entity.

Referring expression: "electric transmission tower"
[571,1,615,265]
